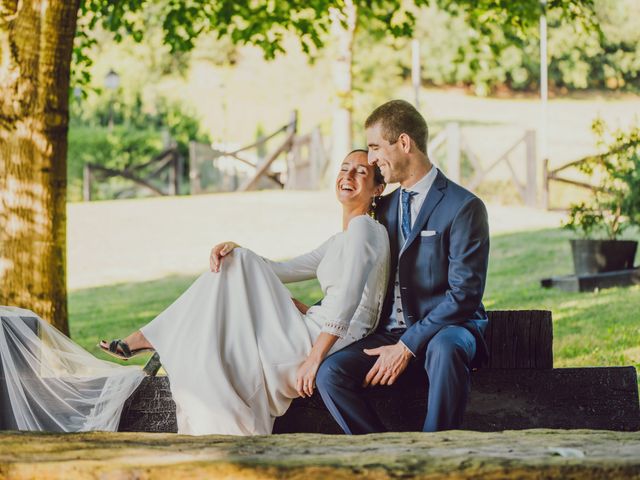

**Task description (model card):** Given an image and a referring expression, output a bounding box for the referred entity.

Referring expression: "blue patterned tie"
[401,189,417,241]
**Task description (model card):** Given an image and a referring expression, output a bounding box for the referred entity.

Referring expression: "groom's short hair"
[365,100,428,154]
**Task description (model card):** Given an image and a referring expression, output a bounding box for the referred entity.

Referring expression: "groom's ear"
[398,133,412,153]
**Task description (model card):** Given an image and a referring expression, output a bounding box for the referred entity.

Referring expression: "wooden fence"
[83,147,183,201]
[430,123,538,208]
[189,111,329,194]
[82,111,328,200]
[542,152,612,210]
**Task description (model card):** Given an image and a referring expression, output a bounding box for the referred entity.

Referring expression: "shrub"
[563,119,640,239]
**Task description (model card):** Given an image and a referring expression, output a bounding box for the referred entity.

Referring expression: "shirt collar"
[401,165,438,197]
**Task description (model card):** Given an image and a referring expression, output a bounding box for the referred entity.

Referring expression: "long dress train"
[0,306,144,431]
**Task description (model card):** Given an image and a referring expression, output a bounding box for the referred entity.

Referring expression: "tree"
[0,0,595,334]
[0,0,81,334]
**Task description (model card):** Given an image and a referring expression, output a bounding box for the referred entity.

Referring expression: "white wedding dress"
[0,215,389,435]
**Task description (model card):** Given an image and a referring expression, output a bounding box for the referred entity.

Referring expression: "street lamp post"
[412,39,421,111]
[540,0,548,164]
[104,69,120,130]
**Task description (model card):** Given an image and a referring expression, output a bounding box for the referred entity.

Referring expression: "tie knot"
[401,189,417,202]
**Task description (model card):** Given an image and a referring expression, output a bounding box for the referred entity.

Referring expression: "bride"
[0,150,390,435]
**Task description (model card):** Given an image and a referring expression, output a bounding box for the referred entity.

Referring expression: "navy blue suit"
[316,169,490,433]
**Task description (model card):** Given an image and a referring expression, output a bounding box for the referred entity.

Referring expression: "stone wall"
[1,430,639,479]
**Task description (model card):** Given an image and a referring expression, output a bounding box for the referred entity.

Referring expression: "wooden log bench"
[117,310,640,433]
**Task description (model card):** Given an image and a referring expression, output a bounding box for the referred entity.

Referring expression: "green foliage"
[562,119,640,239]
[67,126,164,201]
[564,203,606,238]
[546,0,640,91]
[385,0,635,95]
[68,95,210,201]
[72,0,597,90]
[485,227,640,378]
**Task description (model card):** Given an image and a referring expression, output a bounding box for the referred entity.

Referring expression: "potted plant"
[563,119,640,276]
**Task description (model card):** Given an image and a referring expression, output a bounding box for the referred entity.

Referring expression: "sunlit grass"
[70,228,640,382]
[485,227,640,379]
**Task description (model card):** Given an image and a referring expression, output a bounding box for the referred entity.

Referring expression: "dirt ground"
[67,190,564,290]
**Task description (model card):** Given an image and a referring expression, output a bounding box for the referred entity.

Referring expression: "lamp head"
[104,69,120,90]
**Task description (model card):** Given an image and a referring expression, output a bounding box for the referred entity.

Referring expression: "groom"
[316,99,490,433]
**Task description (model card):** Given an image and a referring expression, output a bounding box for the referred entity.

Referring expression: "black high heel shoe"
[98,339,154,361]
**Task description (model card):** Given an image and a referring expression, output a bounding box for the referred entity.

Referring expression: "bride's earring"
[369,196,377,219]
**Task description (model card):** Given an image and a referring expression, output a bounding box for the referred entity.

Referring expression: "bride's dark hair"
[347,148,385,186]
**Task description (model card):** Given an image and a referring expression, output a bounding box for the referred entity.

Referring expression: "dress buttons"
[396,308,402,313]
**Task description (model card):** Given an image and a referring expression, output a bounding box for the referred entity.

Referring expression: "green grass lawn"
[71,228,640,379]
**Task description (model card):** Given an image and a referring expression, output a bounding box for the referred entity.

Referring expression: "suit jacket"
[376,169,490,364]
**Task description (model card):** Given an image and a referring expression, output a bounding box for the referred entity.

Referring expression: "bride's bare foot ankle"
[122,331,153,351]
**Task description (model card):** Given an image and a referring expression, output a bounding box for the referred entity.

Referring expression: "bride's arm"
[295,332,339,397]
[209,237,332,283]
[320,216,381,338]
[260,237,333,283]
[297,217,386,397]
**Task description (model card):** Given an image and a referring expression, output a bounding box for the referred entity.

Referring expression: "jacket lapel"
[378,187,401,322]
[384,187,401,260]
[400,170,447,256]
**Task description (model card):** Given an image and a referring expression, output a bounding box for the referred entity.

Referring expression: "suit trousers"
[316,325,476,434]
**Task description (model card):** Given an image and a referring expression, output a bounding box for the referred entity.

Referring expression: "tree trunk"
[329,0,357,179]
[0,0,79,334]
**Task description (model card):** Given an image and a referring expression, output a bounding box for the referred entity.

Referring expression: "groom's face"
[366,122,410,184]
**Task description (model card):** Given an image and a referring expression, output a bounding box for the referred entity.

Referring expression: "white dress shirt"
[386,165,439,332]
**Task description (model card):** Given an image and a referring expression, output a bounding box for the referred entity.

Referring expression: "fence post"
[175,151,183,196]
[446,122,461,183]
[168,150,177,196]
[83,164,91,202]
[542,158,550,210]
[188,141,201,195]
[284,110,299,189]
[525,130,537,208]
[289,110,298,135]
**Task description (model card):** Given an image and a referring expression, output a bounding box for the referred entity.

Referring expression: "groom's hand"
[363,343,413,387]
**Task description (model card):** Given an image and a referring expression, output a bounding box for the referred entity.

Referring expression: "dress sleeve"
[260,236,333,283]
[321,216,380,338]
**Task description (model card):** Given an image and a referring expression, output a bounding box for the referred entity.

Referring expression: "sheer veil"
[0,306,145,432]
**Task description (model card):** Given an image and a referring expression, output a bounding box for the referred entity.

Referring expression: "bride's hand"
[296,356,321,398]
[209,241,239,272]
[291,298,309,315]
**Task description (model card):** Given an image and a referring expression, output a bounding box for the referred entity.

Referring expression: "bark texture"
[0,0,79,333]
